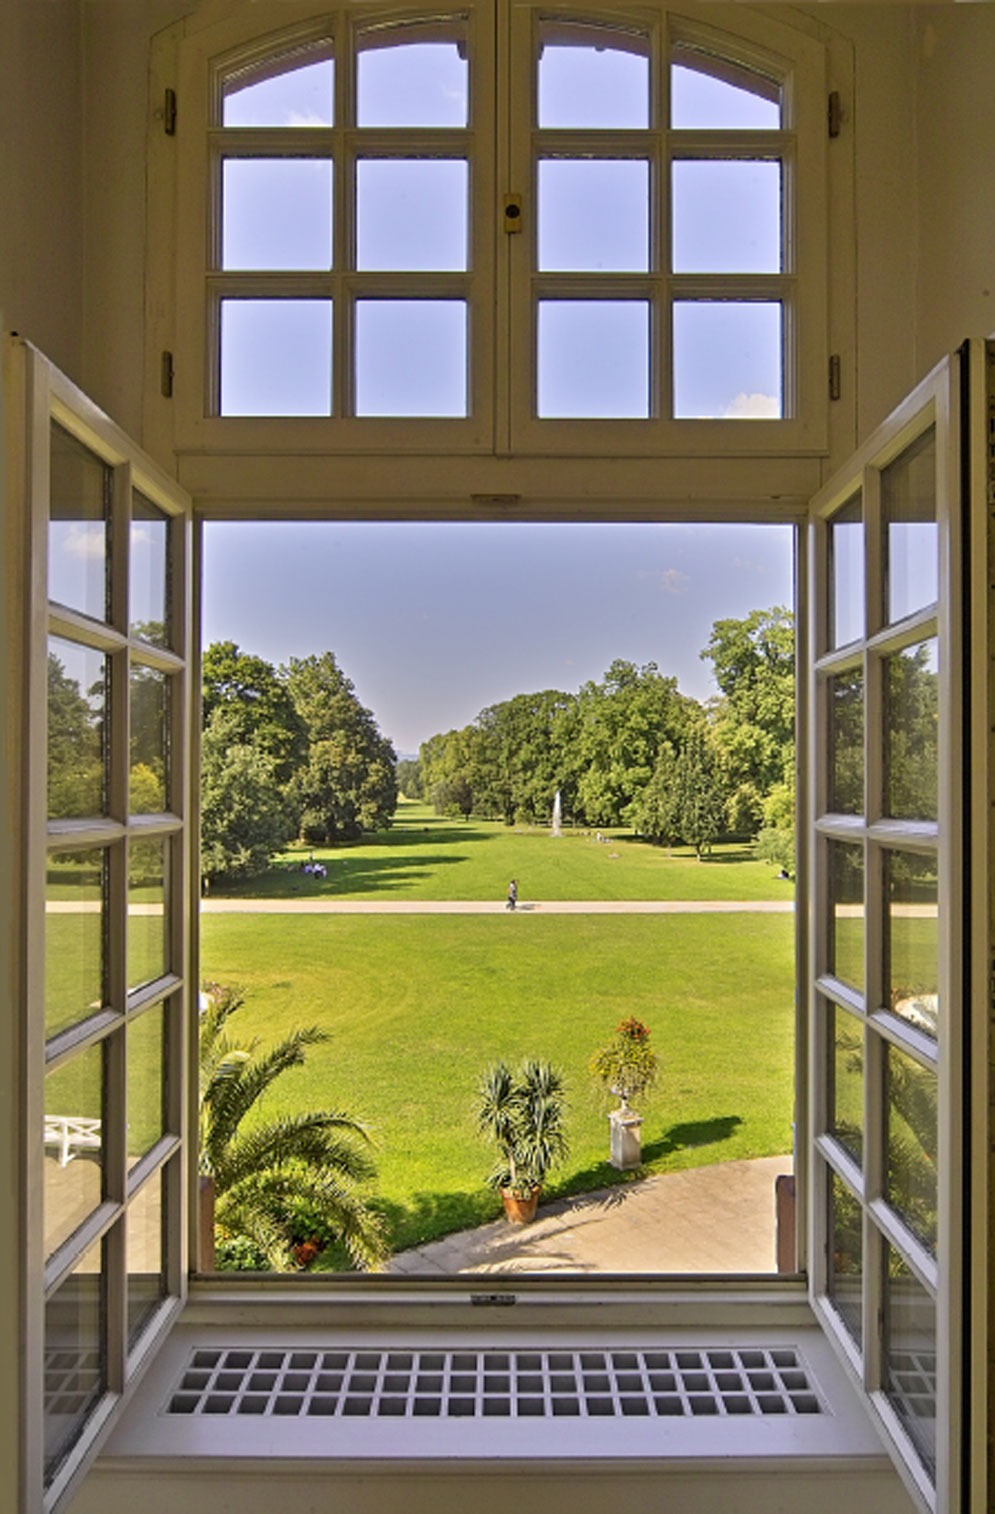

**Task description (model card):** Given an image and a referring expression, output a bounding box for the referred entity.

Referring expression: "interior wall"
[0,0,85,380]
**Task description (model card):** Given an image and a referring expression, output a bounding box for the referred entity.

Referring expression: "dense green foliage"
[475,1059,569,1196]
[590,1016,659,1110]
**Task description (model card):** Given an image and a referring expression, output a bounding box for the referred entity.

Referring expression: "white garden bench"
[44,1116,101,1167]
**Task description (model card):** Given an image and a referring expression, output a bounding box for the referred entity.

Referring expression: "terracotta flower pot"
[501,1186,540,1224]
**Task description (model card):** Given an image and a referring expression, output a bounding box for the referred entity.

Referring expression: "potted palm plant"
[590,1016,659,1170]
[475,1058,569,1223]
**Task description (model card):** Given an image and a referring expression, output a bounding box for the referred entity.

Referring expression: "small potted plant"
[475,1058,569,1223]
[590,1016,659,1169]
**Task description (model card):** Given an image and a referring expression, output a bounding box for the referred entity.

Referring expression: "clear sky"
[202,522,793,756]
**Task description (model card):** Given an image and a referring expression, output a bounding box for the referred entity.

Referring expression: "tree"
[396,758,423,798]
[199,983,388,1271]
[701,607,795,828]
[629,740,681,847]
[285,652,397,842]
[202,640,306,785]
[200,707,294,881]
[674,724,725,858]
[47,651,103,817]
[575,659,694,827]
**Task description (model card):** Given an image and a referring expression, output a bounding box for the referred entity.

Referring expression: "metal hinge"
[161,350,174,398]
[828,90,842,139]
[164,87,177,136]
[829,354,841,402]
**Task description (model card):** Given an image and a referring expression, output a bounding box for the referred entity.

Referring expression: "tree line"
[405,607,797,862]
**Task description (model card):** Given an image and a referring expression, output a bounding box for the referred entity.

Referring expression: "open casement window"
[162,1,829,466]
[8,338,194,1514]
[805,341,992,1514]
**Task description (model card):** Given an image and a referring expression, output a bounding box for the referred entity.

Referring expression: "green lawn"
[207,800,794,903]
[200,911,796,1256]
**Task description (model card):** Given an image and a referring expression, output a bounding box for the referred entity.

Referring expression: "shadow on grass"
[371,1188,500,1255]
[211,852,469,899]
[642,1114,743,1161]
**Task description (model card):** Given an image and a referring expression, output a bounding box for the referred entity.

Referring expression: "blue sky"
[202,522,793,755]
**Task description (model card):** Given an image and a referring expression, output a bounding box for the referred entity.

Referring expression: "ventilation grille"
[166,1346,823,1419]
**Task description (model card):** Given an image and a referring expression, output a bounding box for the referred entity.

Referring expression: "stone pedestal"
[609,1108,643,1170]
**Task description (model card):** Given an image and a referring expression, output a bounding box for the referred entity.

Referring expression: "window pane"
[884,428,937,624]
[44,1234,106,1487]
[49,423,110,622]
[357,32,467,128]
[827,1168,862,1347]
[886,852,938,1037]
[538,22,649,128]
[130,495,170,647]
[828,840,864,993]
[885,639,938,822]
[829,1002,863,1165]
[355,300,466,417]
[829,494,863,648]
[127,1003,166,1168]
[885,1043,937,1256]
[827,667,863,815]
[44,1044,104,1258]
[538,301,649,418]
[883,1245,936,1480]
[128,1167,167,1350]
[222,158,333,271]
[222,57,333,128]
[48,637,107,820]
[673,302,781,419]
[671,50,780,129]
[130,666,169,815]
[45,851,107,1040]
[220,299,332,416]
[357,159,467,271]
[129,838,169,991]
[538,160,649,272]
[672,160,781,273]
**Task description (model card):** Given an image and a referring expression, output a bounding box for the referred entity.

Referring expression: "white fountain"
[551,789,562,837]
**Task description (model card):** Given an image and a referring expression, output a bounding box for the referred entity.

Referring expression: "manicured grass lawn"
[208,800,794,903]
[200,911,797,1258]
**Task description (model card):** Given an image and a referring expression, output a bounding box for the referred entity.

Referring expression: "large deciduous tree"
[202,639,306,785]
[674,724,725,859]
[200,707,295,881]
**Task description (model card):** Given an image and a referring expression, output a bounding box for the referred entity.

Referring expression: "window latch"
[503,194,522,234]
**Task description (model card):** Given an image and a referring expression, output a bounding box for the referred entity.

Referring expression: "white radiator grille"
[165,1346,823,1420]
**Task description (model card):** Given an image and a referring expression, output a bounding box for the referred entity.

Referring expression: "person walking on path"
[506,878,518,911]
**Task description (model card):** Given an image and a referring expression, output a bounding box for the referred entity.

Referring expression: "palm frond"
[214,1111,377,1193]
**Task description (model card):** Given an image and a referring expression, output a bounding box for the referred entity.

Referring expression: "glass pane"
[886,852,938,1036]
[127,1003,166,1167]
[829,494,863,648]
[828,840,864,993]
[128,838,169,991]
[130,666,169,814]
[128,1168,167,1350]
[883,1244,936,1479]
[827,667,863,814]
[48,637,107,820]
[538,160,649,272]
[220,299,332,416]
[49,423,110,622]
[355,300,466,417]
[885,639,938,822]
[222,158,333,272]
[538,22,649,128]
[357,30,467,128]
[827,1168,862,1347]
[885,1043,938,1256]
[673,302,781,419]
[884,428,937,624]
[222,56,333,128]
[44,1234,106,1487]
[357,159,467,271]
[829,1002,863,1164]
[130,494,170,647]
[45,851,106,1041]
[672,160,781,273]
[538,301,649,418]
[44,1044,104,1257]
[671,49,780,129]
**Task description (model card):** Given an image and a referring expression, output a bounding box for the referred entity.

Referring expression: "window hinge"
[503,193,522,233]
[164,87,177,136]
[828,354,841,402]
[161,350,174,398]
[828,90,842,139]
